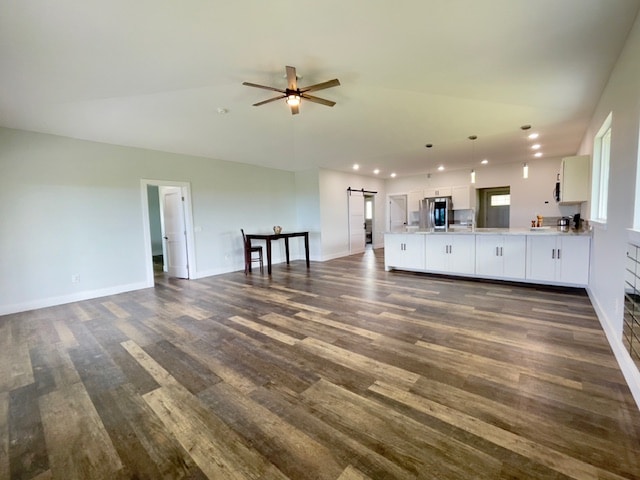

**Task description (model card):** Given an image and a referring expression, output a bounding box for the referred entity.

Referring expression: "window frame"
[591,112,612,223]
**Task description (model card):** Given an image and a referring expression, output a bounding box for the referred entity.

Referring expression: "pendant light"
[520,124,535,179]
[468,135,477,184]
[425,143,433,179]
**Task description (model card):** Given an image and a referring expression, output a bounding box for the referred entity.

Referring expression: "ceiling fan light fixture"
[286,95,301,106]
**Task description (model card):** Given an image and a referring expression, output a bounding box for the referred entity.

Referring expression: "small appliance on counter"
[419,196,452,231]
[557,216,571,231]
[573,213,582,230]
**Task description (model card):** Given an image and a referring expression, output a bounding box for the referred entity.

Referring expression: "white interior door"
[161,186,189,278]
[349,191,366,254]
[389,195,407,232]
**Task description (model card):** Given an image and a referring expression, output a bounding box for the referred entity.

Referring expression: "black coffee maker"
[573,213,581,230]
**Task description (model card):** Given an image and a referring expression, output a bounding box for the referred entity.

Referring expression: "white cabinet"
[425,234,475,275]
[452,185,476,210]
[526,235,590,285]
[560,155,589,204]
[475,235,526,280]
[384,234,426,271]
[424,186,452,198]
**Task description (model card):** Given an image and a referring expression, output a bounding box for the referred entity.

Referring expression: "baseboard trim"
[587,287,640,410]
[0,281,152,316]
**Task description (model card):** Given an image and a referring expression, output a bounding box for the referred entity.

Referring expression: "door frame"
[348,190,366,254]
[477,186,510,228]
[364,193,375,245]
[140,179,196,286]
[387,193,408,233]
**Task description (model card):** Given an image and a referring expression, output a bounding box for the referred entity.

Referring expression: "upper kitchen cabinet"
[452,185,476,210]
[559,155,590,204]
[424,186,452,198]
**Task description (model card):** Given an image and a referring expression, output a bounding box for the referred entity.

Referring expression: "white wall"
[318,169,386,260]
[0,127,298,314]
[576,11,640,404]
[294,169,322,261]
[0,128,389,314]
[385,156,584,228]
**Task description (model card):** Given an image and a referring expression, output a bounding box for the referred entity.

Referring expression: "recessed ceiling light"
[390,172,396,178]
[438,165,445,171]
[520,124,531,130]
[373,169,380,175]
[528,132,539,139]
[353,164,359,170]
[531,144,541,150]
[481,159,488,165]
[217,107,228,114]
[534,152,543,157]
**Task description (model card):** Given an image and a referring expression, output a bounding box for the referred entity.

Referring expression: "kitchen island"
[384,227,591,287]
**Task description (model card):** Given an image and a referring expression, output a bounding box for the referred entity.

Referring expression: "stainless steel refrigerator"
[419,197,452,231]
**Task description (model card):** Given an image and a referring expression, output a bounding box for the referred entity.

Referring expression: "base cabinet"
[384,234,426,270]
[385,232,590,287]
[526,235,590,285]
[475,235,526,280]
[425,234,475,275]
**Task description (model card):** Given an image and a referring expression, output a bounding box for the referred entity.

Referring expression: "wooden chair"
[241,229,263,274]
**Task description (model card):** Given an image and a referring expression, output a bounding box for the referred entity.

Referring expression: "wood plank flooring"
[1,248,640,479]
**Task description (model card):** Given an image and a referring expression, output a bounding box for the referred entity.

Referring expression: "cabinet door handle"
[557,248,561,259]
[500,247,503,256]
[552,249,556,259]
[496,246,499,256]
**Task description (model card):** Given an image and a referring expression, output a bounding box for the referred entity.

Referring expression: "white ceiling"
[1,1,639,178]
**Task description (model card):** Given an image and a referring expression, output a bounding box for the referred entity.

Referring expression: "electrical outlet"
[71,274,80,283]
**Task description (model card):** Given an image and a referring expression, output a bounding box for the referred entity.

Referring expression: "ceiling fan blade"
[290,103,300,115]
[300,78,340,93]
[301,93,336,107]
[242,82,285,94]
[253,95,286,107]
[285,66,297,90]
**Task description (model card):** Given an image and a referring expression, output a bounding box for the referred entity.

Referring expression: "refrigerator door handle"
[429,201,435,230]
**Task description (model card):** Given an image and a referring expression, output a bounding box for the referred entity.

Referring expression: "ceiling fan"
[243,65,340,115]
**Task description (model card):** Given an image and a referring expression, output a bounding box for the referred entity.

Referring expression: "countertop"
[389,227,591,236]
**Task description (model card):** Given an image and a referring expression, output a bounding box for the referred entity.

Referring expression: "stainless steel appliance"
[419,197,452,231]
[557,216,571,231]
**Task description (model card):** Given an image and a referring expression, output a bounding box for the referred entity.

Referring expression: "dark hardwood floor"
[1,248,640,479]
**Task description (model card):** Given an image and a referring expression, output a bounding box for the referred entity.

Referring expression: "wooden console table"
[245,231,310,275]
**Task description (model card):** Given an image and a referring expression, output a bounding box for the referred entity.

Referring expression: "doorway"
[348,190,366,254]
[365,194,375,246]
[141,179,196,287]
[477,186,510,228]
[388,195,407,232]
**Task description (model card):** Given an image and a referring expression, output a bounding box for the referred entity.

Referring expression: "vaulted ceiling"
[1,1,639,178]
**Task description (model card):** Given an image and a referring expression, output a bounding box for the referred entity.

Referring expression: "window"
[592,112,612,222]
[365,198,373,220]
[490,194,511,206]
